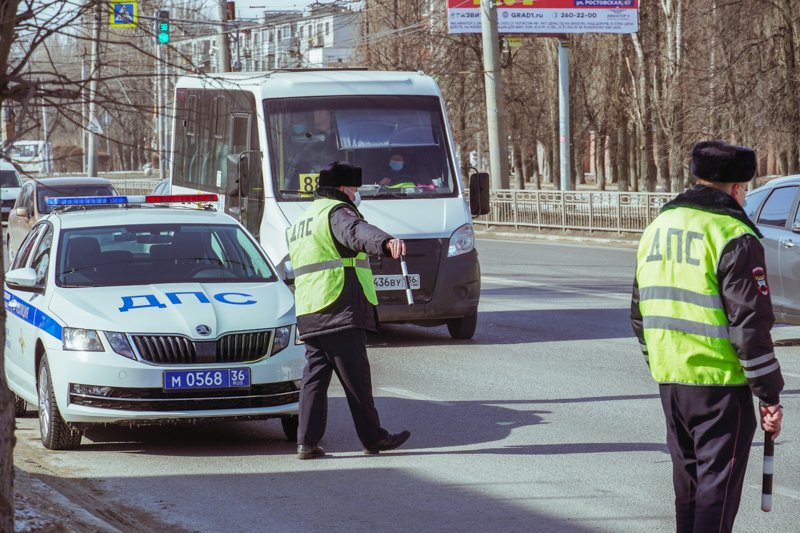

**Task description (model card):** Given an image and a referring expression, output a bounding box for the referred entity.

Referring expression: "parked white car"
[4,193,304,449]
[0,160,22,225]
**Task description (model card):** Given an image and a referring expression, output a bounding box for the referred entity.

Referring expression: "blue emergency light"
[46,194,219,206]
[47,196,129,206]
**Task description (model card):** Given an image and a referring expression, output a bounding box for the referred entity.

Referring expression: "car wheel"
[38,354,82,450]
[281,415,299,442]
[13,393,27,417]
[447,310,478,340]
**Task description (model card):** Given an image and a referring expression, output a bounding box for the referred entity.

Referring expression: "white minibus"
[10,140,51,174]
[170,70,489,339]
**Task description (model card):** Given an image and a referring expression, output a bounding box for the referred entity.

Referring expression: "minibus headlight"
[272,326,291,355]
[448,223,474,257]
[63,328,104,352]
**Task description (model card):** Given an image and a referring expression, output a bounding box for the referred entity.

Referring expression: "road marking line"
[379,387,454,406]
[481,275,630,301]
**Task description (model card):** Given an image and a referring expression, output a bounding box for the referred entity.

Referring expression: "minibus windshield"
[264,95,457,201]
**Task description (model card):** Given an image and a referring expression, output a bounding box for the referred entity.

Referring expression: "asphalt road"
[12,238,800,532]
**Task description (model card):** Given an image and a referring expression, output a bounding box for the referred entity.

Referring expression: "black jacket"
[296,187,394,339]
[630,185,784,405]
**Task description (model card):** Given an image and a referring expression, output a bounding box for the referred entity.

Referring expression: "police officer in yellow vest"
[631,141,784,532]
[288,161,411,460]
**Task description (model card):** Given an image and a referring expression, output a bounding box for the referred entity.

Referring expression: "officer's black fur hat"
[691,140,756,183]
[318,161,362,188]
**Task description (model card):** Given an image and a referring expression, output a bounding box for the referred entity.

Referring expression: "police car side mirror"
[6,267,39,291]
[15,207,29,219]
[792,223,800,234]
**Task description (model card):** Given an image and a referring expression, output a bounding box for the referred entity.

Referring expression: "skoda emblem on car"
[196,325,211,336]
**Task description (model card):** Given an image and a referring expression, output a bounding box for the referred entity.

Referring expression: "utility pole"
[86,0,101,177]
[2,105,14,145]
[156,13,166,180]
[81,59,87,173]
[217,0,232,72]
[558,37,572,191]
[40,81,51,174]
[480,0,509,189]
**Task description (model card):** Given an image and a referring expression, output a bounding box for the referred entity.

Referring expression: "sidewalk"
[474,225,640,248]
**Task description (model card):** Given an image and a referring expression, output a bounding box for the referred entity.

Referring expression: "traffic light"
[156,10,170,44]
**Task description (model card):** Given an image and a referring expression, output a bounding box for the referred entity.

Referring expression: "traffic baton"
[761,431,774,512]
[400,254,414,306]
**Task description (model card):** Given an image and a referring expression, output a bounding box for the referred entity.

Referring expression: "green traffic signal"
[157,10,170,45]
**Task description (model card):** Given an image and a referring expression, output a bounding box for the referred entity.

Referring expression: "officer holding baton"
[288,161,411,460]
[631,141,784,532]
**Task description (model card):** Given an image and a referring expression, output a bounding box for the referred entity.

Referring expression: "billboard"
[447,0,639,34]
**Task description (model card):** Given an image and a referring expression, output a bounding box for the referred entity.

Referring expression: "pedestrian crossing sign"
[110,2,137,28]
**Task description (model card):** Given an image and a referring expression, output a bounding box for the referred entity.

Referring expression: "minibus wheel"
[281,415,299,442]
[447,311,477,340]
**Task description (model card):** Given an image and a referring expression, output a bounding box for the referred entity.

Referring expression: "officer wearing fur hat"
[287,161,411,460]
[630,140,784,532]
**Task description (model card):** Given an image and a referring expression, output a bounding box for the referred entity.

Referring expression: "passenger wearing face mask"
[287,161,411,460]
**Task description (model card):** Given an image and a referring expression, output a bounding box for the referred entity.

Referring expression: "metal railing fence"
[472,189,675,234]
[110,178,162,195]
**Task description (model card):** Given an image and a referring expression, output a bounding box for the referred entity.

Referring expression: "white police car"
[4,194,305,449]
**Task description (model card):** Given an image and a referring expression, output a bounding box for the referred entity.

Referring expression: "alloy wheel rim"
[38,366,50,438]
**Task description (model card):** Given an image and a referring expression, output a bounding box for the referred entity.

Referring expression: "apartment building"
[177,4,360,73]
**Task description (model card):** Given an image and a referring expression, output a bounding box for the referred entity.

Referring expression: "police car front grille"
[68,381,300,412]
[132,331,273,365]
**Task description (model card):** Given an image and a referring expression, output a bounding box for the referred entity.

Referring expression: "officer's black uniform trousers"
[659,384,757,533]
[298,328,389,448]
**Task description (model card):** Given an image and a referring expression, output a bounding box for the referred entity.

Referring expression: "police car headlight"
[271,326,291,355]
[448,223,474,257]
[104,331,136,360]
[63,328,104,352]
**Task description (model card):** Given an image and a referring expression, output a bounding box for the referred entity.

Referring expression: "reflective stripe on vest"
[293,257,371,277]
[287,198,378,316]
[636,206,755,385]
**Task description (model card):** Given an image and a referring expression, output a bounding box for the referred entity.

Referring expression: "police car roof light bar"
[46,194,219,206]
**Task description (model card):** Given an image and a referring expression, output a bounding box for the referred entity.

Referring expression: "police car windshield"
[264,95,457,201]
[56,223,277,287]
